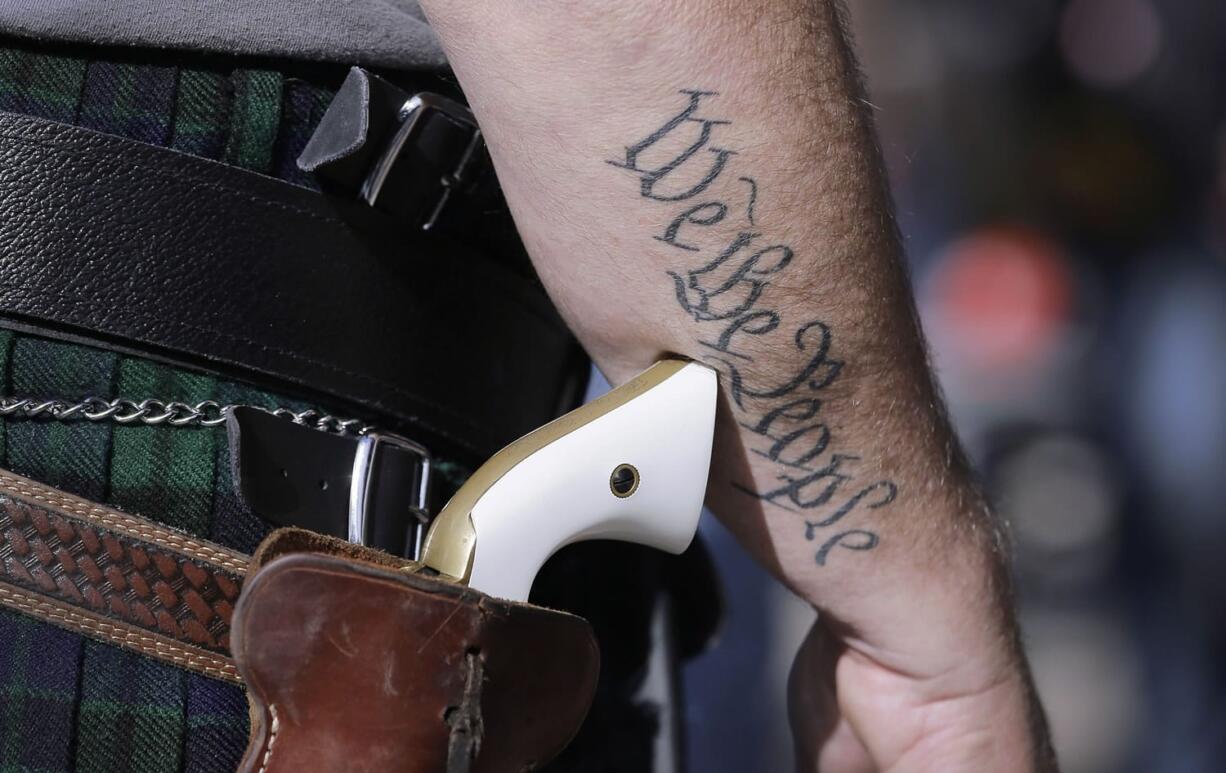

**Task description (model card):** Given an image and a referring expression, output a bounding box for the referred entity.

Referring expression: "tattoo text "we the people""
[609,89,898,566]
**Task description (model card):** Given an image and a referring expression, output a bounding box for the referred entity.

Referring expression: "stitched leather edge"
[0,584,240,682]
[0,467,247,682]
[0,470,248,571]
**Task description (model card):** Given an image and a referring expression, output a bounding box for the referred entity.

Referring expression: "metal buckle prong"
[424,127,485,231]
[347,432,432,559]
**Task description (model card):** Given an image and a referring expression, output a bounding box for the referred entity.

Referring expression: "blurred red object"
[925,225,1074,369]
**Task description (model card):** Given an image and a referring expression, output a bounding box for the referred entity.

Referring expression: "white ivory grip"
[420,360,718,601]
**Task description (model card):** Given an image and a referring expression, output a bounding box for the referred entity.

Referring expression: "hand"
[788,597,1050,772]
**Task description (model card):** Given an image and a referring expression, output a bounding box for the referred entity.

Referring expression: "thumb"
[788,619,874,773]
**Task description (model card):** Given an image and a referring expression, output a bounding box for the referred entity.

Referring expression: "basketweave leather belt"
[0,467,246,680]
[0,467,599,772]
[0,110,587,467]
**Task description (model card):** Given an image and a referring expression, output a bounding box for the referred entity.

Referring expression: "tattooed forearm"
[610,89,899,566]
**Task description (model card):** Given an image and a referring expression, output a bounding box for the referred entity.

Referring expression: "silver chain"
[0,396,375,436]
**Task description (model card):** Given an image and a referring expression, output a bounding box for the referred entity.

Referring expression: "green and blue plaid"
[0,42,333,188]
[0,40,341,773]
[0,333,317,773]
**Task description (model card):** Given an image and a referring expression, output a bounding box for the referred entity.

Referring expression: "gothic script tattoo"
[609,89,899,566]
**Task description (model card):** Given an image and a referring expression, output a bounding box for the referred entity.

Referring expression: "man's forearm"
[418,2,1050,769]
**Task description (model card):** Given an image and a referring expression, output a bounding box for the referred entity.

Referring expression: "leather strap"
[0,111,586,464]
[0,466,436,682]
[0,468,245,682]
[298,67,492,231]
[228,407,431,557]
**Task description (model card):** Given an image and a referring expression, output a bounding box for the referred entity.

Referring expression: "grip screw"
[609,463,640,498]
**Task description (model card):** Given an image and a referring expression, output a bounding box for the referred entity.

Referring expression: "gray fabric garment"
[0,0,447,71]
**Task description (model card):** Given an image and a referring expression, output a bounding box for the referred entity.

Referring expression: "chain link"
[0,396,375,436]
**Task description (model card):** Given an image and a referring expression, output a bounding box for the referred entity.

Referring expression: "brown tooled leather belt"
[0,467,245,681]
[0,467,600,772]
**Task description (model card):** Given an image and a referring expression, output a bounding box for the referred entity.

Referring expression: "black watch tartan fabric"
[0,38,662,773]
[0,332,300,773]
[0,41,334,773]
[0,40,333,190]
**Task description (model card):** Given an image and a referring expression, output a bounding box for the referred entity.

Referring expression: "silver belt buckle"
[347,431,432,560]
[360,92,484,231]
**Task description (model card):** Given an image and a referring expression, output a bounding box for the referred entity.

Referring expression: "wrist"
[728,463,1020,680]
[839,661,1042,773]
[790,597,1045,773]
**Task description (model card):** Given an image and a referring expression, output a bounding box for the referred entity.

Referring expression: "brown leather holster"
[232,530,600,773]
[0,468,599,772]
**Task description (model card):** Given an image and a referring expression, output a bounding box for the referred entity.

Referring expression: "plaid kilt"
[0,40,336,773]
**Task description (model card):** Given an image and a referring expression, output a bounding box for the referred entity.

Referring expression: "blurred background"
[680,1,1226,771]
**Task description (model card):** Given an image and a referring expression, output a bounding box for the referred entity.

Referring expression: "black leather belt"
[0,111,586,465]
